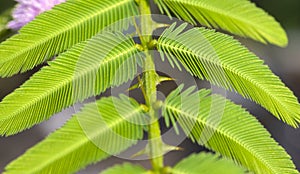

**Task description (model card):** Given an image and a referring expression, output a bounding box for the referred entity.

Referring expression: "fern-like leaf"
[4,95,145,174]
[101,163,147,174]
[162,86,298,174]
[157,23,300,127]
[0,31,142,136]
[171,152,245,174]
[0,0,138,77]
[154,0,287,46]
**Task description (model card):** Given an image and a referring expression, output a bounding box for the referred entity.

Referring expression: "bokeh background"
[0,0,300,173]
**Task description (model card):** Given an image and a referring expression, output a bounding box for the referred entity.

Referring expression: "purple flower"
[8,0,65,30]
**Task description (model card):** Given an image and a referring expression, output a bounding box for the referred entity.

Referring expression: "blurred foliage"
[253,0,300,28]
[0,0,15,13]
[0,8,13,41]
[0,1,15,41]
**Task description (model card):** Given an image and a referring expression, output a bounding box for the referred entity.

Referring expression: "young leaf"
[154,0,287,46]
[157,23,300,127]
[101,163,147,174]
[0,31,142,136]
[0,0,138,77]
[162,86,298,174]
[4,95,145,174]
[171,152,245,174]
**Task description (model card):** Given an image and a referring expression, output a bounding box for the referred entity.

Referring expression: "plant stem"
[139,0,152,44]
[139,0,164,172]
[144,52,164,173]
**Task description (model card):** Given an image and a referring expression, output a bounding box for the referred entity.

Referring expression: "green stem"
[138,0,164,172]
[144,52,163,172]
[139,0,152,44]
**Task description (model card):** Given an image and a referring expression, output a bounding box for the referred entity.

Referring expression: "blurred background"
[0,0,299,173]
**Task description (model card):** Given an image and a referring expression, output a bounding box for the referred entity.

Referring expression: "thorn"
[130,143,183,159]
[163,144,184,152]
[158,76,175,84]
[127,83,140,91]
[156,23,171,29]
[131,148,147,158]
[127,75,144,91]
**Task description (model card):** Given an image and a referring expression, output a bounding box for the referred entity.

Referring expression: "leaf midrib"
[164,104,276,173]
[164,0,273,34]
[1,0,134,63]
[2,45,137,122]
[27,110,136,171]
[158,40,291,117]
[90,105,143,138]
[27,106,141,173]
[27,127,98,173]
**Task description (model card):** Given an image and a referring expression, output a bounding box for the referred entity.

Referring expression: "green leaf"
[0,31,142,136]
[171,152,245,174]
[157,23,300,128]
[0,0,138,77]
[4,95,145,174]
[154,0,287,46]
[162,86,298,174]
[101,163,147,174]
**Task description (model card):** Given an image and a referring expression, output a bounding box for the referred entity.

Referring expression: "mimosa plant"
[0,0,299,173]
